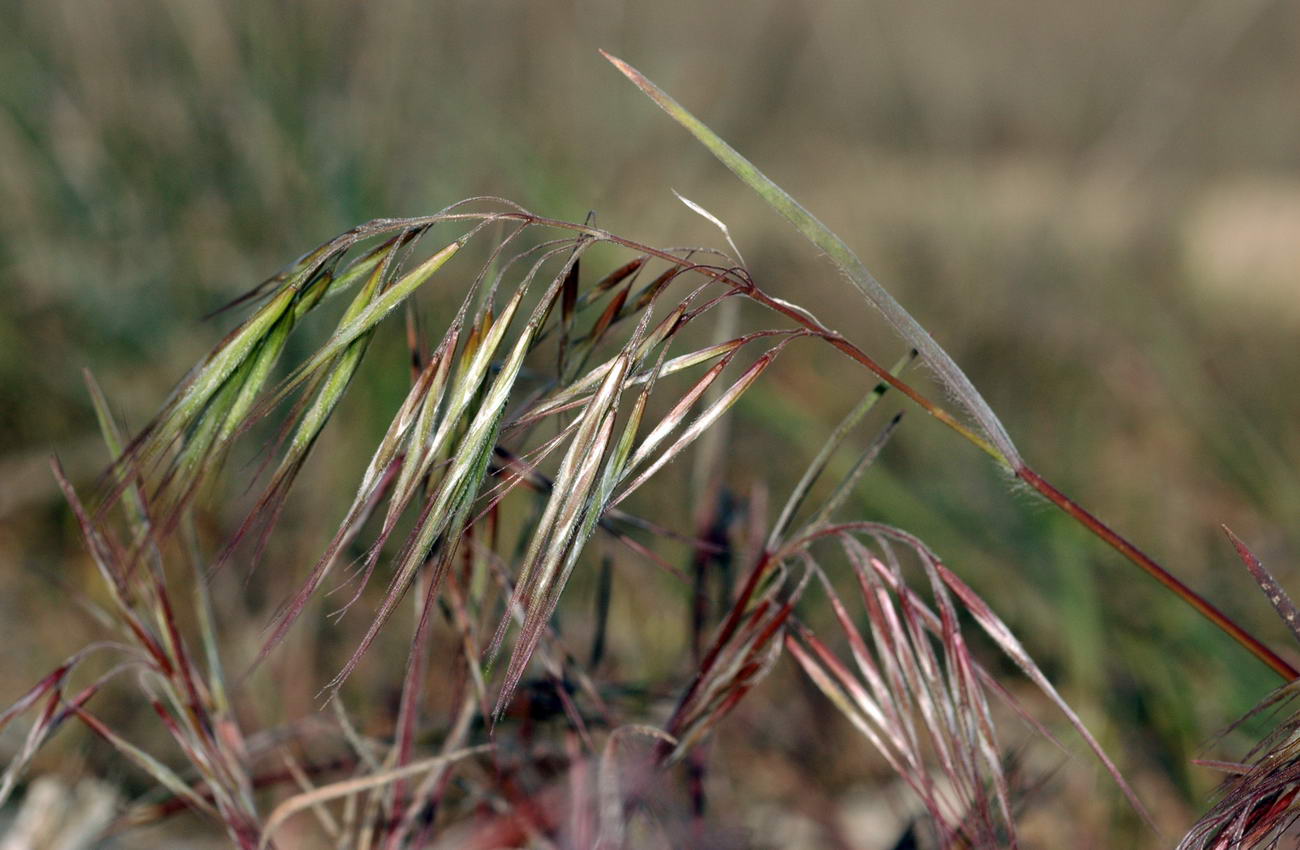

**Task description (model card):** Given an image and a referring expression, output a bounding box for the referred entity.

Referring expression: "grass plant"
[3,52,1297,849]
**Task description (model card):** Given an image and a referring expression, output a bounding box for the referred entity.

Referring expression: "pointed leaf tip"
[602,50,1023,470]
[1224,525,1300,647]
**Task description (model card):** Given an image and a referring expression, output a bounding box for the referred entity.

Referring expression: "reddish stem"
[1017,466,1298,680]
[522,210,1298,681]
[313,211,1300,683]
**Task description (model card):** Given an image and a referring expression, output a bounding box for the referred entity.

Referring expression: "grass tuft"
[2,58,1294,849]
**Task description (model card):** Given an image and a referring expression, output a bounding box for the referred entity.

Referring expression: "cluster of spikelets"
[1,54,1298,849]
[0,191,1180,846]
[0,198,1130,847]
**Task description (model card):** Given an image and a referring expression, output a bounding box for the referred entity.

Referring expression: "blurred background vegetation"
[1,0,1298,846]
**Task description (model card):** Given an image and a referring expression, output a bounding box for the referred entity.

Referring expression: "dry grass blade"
[0,664,72,740]
[257,745,493,850]
[0,685,67,808]
[279,751,341,839]
[71,705,220,822]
